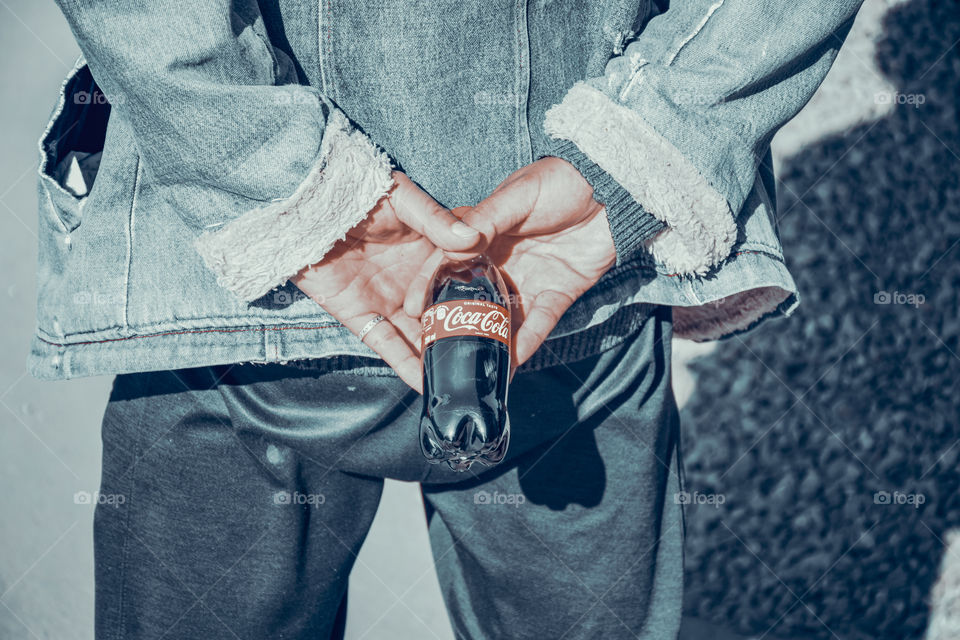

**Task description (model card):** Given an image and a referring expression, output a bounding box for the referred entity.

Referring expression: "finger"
[365,322,424,393]
[389,311,424,357]
[441,182,537,263]
[391,174,484,252]
[456,175,536,241]
[513,290,576,366]
[435,206,489,262]
[403,248,444,317]
[347,314,423,393]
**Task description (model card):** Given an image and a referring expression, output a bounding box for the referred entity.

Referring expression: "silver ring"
[356,314,385,342]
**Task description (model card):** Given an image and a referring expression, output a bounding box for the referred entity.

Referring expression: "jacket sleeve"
[55,0,394,302]
[544,0,863,275]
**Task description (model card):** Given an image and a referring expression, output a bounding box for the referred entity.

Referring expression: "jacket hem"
[28,303,660,381]
[674,286,794,342]
[29,246,798,380]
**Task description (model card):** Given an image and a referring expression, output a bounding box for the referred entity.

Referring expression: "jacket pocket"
[37,60,110,233]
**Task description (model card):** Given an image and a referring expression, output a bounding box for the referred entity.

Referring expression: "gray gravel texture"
[679,1,960,639]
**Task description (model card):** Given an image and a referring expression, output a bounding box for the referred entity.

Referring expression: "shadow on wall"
[680,1,960,639]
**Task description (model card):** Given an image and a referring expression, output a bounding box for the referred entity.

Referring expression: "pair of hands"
[291,157,617,392]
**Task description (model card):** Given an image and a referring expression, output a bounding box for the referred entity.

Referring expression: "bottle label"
[421,299,510,349]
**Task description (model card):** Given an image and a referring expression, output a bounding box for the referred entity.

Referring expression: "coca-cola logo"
[441,305,509,341]
[421,299,511,348]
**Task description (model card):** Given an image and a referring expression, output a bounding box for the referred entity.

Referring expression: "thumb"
[443,179,536,261]
[390,173,483,251]
[439,206,491,261]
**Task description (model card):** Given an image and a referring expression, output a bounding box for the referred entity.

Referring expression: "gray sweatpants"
[94,306,683,639]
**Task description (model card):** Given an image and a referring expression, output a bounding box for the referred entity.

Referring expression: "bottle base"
[421,427,510,473]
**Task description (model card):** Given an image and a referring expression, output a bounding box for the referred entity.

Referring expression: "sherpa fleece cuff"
[195,109,394,302]
[544,82,738,276]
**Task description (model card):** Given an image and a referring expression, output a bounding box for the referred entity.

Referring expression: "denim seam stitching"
[36,324,342,347]
[514,0,532,167]
[122,157,141,328]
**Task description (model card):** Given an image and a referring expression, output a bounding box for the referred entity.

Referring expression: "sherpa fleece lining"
[673,286,791,342]
[544,82,738,276]
[195,109,394,302]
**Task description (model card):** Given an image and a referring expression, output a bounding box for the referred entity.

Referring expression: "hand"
[292,171,480,392]
[404,157,617,366]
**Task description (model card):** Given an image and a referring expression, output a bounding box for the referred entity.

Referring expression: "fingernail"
[452,222,479,238]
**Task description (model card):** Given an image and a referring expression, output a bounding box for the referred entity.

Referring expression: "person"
[30,0,864,638]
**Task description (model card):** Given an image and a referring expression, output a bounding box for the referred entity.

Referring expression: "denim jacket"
[29,0,863,380]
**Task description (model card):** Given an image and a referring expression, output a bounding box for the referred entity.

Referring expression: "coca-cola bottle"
[420,255,511,472]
